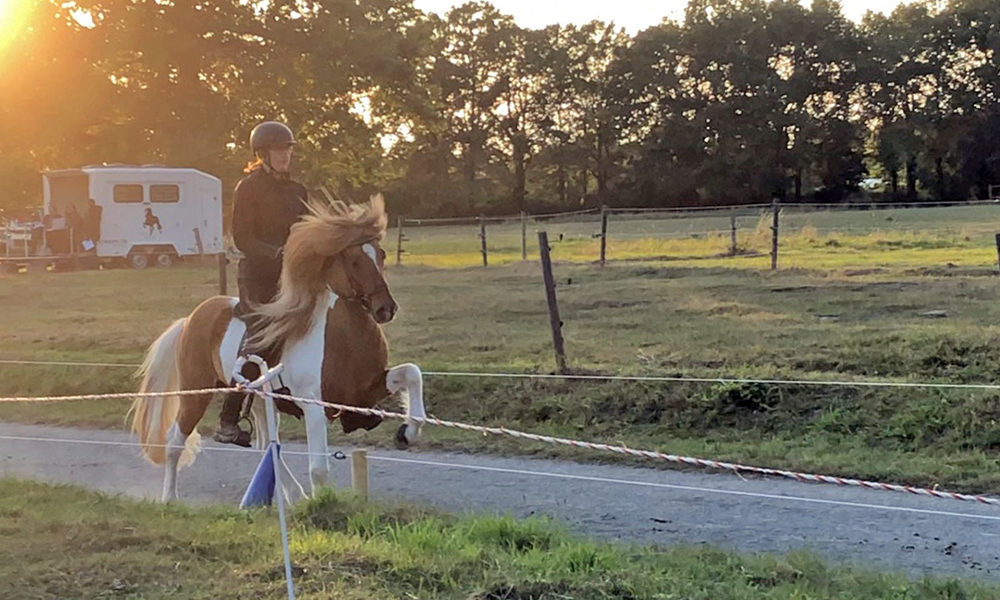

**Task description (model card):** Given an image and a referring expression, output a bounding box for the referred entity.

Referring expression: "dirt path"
[2,421,999,581]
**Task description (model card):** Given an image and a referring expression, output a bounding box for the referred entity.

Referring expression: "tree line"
[2,0,998,218]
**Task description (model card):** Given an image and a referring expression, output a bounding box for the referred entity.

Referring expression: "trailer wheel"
[155,253,174,268]
[129,253,149,270]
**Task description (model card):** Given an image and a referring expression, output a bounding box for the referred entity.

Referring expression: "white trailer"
[41,164,224,269]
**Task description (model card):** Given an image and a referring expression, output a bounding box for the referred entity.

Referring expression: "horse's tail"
[128,318,197,465]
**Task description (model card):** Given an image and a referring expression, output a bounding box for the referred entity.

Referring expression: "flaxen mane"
[248,193,388,351]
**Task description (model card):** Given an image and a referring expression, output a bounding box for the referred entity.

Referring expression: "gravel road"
[2,421,1000,582]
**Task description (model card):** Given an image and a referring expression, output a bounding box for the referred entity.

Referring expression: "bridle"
[338,241,389,313]
[342,281,389,313]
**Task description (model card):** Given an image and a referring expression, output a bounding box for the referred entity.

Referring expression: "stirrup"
[213,424,252,448]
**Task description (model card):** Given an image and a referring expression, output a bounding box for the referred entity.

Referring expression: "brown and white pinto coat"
[129,195,426,503]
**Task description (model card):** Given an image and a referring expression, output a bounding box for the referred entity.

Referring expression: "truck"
[1,164,224,272]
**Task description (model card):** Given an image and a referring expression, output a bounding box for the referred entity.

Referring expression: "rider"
[213,120,310,447]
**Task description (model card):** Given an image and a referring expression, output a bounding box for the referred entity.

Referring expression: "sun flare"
[0,0,31,56]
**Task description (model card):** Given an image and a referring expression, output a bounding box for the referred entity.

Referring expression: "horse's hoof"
[395,423,409,449]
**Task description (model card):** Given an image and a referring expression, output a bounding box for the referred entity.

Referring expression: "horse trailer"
[39,164,224,269]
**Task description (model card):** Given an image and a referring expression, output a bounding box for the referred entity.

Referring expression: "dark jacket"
[232,167,310,287]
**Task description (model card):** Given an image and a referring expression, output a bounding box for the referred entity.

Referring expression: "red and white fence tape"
[260,389,1000,508]
[0,384,998,508]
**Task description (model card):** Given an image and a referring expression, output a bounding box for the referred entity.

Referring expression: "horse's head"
[326,238,397,324]
[251,194,394,349]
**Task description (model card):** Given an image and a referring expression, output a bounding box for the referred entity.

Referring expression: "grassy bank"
[2,478,998,599]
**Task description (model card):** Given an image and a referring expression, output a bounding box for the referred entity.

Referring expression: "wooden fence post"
[521,211,527,261]
[479,216,488,267]
[395,218,405,265]
[538,231,567,373]
[599,205,608,266]
[70,228,79,271]
[995,233,1000,283]
[193,227,205,256]
[218,252,228,296]
[730,214,738,255]
[770,199,780,271]
[351,449,369,499]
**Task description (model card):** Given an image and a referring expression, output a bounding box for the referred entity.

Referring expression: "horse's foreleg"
[386,363,426,448]
[302,401,330,493]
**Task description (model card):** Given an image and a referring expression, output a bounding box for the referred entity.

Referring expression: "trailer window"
[113,184,144,203]
[150,184,180,203]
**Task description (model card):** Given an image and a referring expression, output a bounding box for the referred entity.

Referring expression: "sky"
[412,0,921,32]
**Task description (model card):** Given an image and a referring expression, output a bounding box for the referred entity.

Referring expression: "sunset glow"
[0,0,31,57]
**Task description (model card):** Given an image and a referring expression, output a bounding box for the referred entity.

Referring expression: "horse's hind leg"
[162,392,213,502]
[162,421,186,502]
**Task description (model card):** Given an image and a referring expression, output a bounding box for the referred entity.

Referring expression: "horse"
[128,194,426,503]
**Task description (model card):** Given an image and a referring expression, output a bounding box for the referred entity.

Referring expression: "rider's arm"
[232,179,282,260]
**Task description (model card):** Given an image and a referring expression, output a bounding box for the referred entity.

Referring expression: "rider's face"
[268,143,294,173]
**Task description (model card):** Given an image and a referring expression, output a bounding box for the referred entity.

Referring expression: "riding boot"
[213,390,252,447]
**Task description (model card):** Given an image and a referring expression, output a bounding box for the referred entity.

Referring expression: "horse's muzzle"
[373,298,397,324]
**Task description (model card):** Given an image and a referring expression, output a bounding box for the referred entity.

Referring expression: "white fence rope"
[368,455,1000,522]
[0,386,238,402]
[402,207,600,226]
[0,433,349,462]
[394,200,999,228]
[3,358,1000,392]
[0,359,142,368]
[418,371,1000,392]
[608,204,772,215]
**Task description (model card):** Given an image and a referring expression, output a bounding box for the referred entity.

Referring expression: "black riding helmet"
[250,121,296,156]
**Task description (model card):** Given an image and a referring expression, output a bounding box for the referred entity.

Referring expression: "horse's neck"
[287,288,382,359]
[280,289,335,356]
[273,289,334,389]
[323,295,388,368]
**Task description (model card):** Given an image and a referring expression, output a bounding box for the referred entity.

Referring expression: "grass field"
[6,206,1000,590]
[4,242,1000,494]
[3,478,999,599]
[394,203,1000,269]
